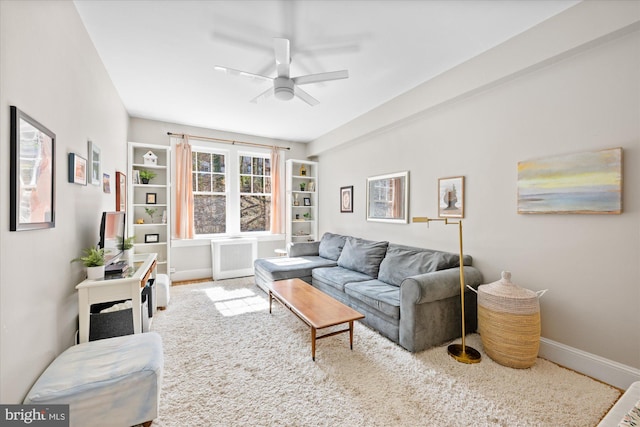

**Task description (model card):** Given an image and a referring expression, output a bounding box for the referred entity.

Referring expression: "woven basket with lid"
[477,271,543,369]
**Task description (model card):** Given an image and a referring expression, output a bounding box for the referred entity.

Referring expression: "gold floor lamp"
[412,216,481,364]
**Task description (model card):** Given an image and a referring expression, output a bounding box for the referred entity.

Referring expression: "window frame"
[188,142,274,238]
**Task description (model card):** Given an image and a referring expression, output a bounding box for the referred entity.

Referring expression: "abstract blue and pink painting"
[517,147,622,214]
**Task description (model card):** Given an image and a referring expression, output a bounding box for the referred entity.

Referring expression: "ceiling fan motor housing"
[274,77,294,101]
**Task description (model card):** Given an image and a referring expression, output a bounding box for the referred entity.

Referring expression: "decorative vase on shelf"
[87,265,105,280]
[300,164,306,176]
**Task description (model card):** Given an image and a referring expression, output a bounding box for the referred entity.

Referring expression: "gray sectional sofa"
[254,232,483,352]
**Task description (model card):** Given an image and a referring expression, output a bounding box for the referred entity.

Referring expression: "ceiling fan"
[214,38,349,106]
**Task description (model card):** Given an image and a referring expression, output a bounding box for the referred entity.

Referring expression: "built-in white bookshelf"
[285,159,318,246]
[127,142,171,275]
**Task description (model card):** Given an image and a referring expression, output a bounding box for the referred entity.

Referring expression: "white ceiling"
[74,0,579,143]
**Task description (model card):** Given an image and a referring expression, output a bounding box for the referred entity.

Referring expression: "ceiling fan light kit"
[274,77,294,100]
[215,37,348,106]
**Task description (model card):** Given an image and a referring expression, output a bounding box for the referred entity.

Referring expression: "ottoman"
[24,332,163,427]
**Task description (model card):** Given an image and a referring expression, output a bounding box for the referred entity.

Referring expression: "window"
[192,150,226,234]
[239,154,271,232]
[189,146,272,236]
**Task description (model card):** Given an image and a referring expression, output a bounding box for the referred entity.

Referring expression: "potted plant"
[145,207,158,223]
[139,170,156,184]
[299,182,306,191]
[72,247,106,279]
[117,235,135,263]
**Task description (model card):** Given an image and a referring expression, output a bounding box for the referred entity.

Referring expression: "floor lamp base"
[447,344,482,364]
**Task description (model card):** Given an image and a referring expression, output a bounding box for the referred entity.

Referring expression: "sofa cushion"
[344,280,400,320]
[312,266,373,292]
[254,256,337,281]
[318,232,347,261]
[337,237,389,278]
[377,244,460,287]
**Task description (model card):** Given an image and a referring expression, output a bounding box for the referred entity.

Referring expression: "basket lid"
[479,271,537,300]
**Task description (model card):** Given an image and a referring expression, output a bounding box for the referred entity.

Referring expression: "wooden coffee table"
[268,278,365,361]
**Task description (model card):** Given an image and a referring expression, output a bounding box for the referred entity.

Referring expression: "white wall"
[0,1,129,402]
[311,0,640,376]
[128,117,309,281]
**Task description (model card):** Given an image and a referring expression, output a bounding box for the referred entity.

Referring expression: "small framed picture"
[144,233,160,243]
[438,176,464,218]
[88,140,101,186]
[68,153,87,185]
[103,173,111,193]
[146,193,157,204]
[133,170,140,185]
[340,186,353,213]
[303,197,311,206]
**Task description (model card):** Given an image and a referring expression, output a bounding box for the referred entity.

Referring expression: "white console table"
[76,253,157,344]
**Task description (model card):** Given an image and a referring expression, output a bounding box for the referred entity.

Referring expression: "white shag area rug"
[149,278,620,427]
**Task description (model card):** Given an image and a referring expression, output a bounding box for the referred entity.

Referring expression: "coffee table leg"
[269,291,272,314]
[311,327,316,361]
[349,320,354,350]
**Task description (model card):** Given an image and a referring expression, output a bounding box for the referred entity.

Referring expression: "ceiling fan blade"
[274,38,290,78]
[293,70,349,86]
[294,87,319,106]
[213,66,272,83]
[250,87,274,104]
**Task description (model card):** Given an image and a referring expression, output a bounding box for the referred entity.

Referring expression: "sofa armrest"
[287,241,320,257]
[400,267,483,305]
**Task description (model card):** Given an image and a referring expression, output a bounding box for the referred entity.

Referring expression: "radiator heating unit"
[211,238,258,280]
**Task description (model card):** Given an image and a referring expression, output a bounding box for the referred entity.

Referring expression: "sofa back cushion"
[378,244,473,287]
[337,237,389,278]
[318,232,347,261]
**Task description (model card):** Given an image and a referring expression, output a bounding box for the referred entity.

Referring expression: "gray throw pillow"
[378,245,442,286]
[337,237,389,278]
[318,233,347,261]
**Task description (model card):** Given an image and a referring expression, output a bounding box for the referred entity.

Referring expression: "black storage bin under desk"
[88,295,149,341]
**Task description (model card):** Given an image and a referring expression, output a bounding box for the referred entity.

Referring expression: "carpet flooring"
[149,278,620,426]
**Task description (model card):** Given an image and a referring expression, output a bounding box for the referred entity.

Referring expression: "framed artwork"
[68,153,87,185]
[517,147,622,214]
[88,140,101,186]
[115,171,126,211]
[366,171,409,223]
[145,233,160,243]
[146,193,157,204]
[10,106,56,231]
[103,173,111,193]
[303,197,311,206]
[438,176,464,218]
[340,186,353,213]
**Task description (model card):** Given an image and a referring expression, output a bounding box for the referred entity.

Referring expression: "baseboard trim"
[170,268,212,283]
[539,337,640,390]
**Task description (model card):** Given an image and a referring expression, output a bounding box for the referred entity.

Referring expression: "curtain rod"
[167,132,290,151]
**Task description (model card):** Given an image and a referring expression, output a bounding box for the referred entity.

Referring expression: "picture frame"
[10,106,56,231]
[144,233,160,243]
[303,197,311,206]
[88,140,101,186]
[438,176,464,218]
[366,171,409,223]
[146,192,157,204]
[103,173,111,193]
[115,171,126,211]
[132,169,140,185]
[340,186,353,213]
[68,153,87,185]
[517,148,622,214]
